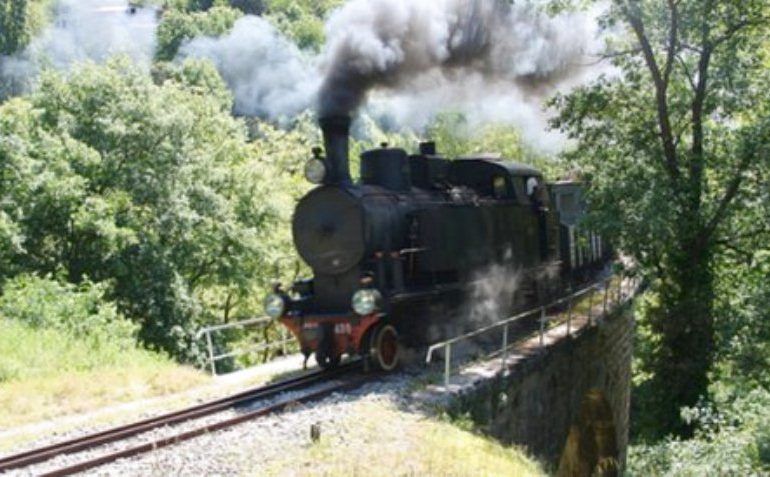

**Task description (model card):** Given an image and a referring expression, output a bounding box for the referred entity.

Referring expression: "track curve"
[0,361,364,476]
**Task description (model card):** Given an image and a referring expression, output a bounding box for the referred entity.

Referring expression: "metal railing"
[195,317,295,376]
[426,274,641,387]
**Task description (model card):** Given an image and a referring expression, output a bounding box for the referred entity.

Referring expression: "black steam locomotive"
[264,116,608,370]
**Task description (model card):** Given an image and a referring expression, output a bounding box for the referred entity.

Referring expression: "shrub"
[628,388,770,476]
[0,273,137,348]
[155,5,242,61]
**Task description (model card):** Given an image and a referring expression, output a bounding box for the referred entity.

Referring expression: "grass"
[259,400,544,477]
[0,319,207,429]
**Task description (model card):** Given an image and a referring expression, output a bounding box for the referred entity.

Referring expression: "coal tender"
[264,115,605,370]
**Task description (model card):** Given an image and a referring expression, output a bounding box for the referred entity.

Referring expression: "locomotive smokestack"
[319,115,352,185]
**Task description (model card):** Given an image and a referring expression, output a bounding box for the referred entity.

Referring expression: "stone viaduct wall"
[441,304,635,475]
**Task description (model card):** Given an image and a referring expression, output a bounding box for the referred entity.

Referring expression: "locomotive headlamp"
[304,159,327,184]
[264,293,286,319]
[352,289,381,315]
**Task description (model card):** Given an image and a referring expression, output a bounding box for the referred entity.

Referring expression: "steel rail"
[38,375,369,477]
[0,361,360,473]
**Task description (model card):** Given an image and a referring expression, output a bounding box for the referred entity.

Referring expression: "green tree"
[155,5,242,61]
[264,0,343,50]
[0,0,29,55]
[551,0,770,436]
[0,58,300,361]
[0,0,50,56]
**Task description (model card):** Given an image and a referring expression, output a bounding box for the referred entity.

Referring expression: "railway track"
[0,361,365,476]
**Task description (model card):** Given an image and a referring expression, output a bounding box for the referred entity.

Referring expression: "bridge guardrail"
[195,317,295,376]
[426,273,641,387]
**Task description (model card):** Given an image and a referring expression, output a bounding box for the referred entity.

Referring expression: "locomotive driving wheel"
[370,324,400,371]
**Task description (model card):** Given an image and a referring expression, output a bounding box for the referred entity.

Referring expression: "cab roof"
[453,157,543,178]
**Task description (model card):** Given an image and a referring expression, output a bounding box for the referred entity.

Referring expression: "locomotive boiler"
[264,115,605,370]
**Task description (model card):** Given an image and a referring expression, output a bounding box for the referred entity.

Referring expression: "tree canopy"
[0,57,307,361]
[0,0,50,55]
[552,0,770,436]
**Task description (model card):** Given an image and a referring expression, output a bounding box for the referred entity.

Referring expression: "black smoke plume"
[317,0,593,118]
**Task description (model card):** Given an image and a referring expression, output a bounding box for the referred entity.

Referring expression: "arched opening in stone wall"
[556,389,619,477]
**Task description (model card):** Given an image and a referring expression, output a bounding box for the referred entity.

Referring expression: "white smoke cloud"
[365,75,566,152]
[1,0,609,152]
[309,0,607,151]
[179,16,319,119]
[0,0,157,96]
[175,0,607,150]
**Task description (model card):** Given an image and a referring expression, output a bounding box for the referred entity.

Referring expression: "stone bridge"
[418,281,636,476]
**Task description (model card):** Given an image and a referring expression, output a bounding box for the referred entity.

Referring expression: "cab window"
[493,176,508,199]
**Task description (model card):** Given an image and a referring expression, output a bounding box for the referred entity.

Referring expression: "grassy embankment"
[262,400,544,477]
[0,275,207,429]
[0,319,205,428]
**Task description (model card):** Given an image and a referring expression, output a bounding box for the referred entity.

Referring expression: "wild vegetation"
[262,400,544,476]
[552,0,770,473]
[1,0,769,474]
[0,0,51,55]
[0,273,206,427]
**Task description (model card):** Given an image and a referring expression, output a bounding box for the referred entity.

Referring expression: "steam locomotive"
[264,116,608,370]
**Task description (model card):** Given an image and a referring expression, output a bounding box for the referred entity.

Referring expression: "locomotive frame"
[264,116,608,370]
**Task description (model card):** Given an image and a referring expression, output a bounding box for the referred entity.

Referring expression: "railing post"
[205,330,216,376]
[281,326,288,355]
[539,307,546,348]
[566,295,573,337]
[501,324,509,371]
[603,281,609,317]
[588,289,594,325]
[444,343,452,387]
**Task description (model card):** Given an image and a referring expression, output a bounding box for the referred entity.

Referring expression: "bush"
[0,273,209,426]
[0,274,144,382]
[628,387,770,476]
[0,274,137,347]
[155,5,242,61]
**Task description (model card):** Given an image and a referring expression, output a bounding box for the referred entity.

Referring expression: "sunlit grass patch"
[261,400,544,476]
[0,319,207,428]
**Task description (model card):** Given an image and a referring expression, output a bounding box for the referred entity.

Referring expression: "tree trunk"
[648,233,715,436]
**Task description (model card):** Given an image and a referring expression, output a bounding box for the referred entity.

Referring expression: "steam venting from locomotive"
[467,261,522,327]
[318,0,594,118]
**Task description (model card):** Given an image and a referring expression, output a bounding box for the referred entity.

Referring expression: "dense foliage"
[0,0,50,55]
[0,57,306,362]
[552,0,770,437]
[263,0,344,50]
[156,0,342,53]
[155,5,243,61]
[2,3,768,473]
[0,274,136,349]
